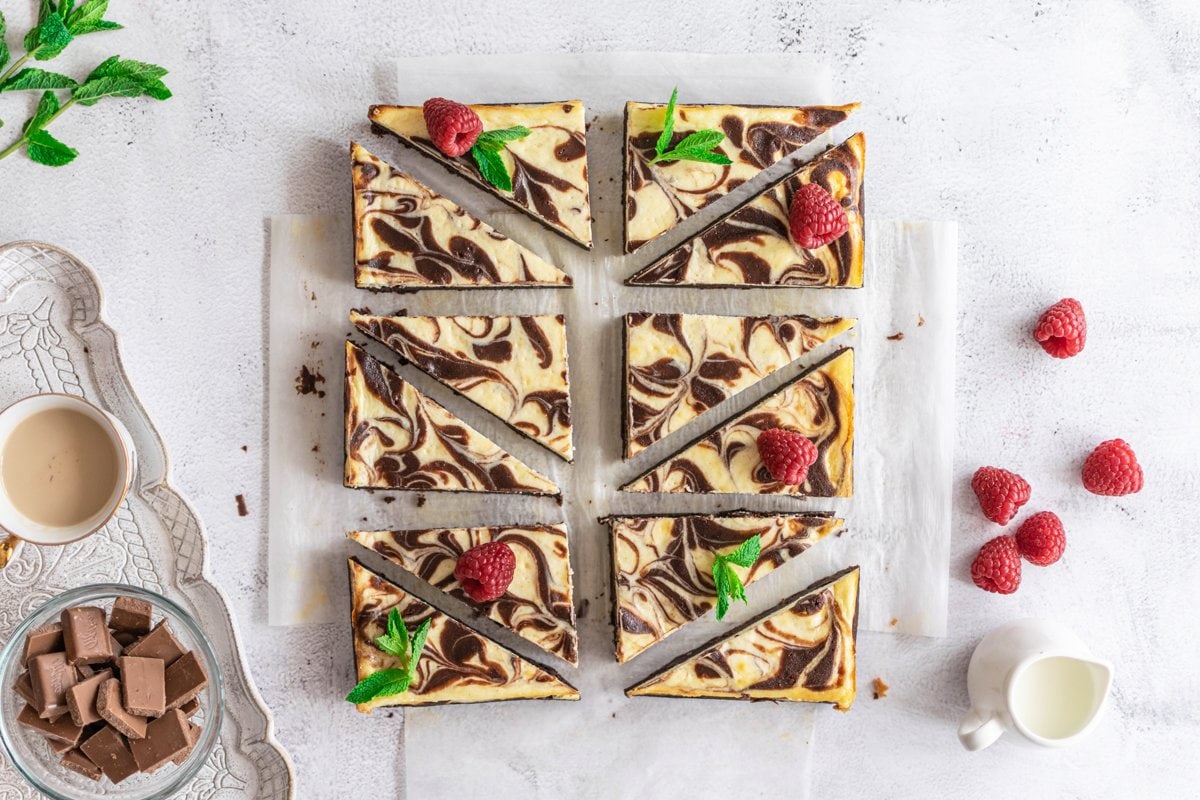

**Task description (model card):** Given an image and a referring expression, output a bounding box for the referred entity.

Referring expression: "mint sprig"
[711,535,762,621]
[469,124,531,192]
[648,87,733,166]
[345,609,432,704]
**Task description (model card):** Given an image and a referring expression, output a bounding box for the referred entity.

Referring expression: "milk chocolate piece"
[171,722,201,766]
[29,652,78,719]
[47,737,74,755]
[109,596,153,634]
[14,672,37,705]
[120,656,165,717]
[17,704,84,745]
[130,709,192,773]
[113,630,138,647]
[164,651,208,711]
[61,607,113,666]
[180,698,200,717]
[96,678,147,739]
[75,664,96,680]
[60,748,103,782]
[109,633,124,660]
[80,725,140,784]
[22,623,63,666]
[124,619,185,666]
[66,669,113,727]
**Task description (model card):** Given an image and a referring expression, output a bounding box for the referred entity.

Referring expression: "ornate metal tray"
[0,241,294,798]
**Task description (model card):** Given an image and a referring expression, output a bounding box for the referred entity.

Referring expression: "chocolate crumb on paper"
[295,365,327,398]
[873,677,889,699]
[235,495,248,517]
[918,314,926,327]
[415,495,426,508]
[240,445,247,453]
[889,617,898,627]
[382,497,395,504]
[887,332,905,341]
[576,598,589,619]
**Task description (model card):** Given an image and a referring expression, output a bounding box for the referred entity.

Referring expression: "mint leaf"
[653,148,732,165]
[408,617,431,670]
[31,13,72,60]
[0,68,77,92]
[66,0,122,35]
[345,668,411,704]
[672,129,724,153]
[23,90,60,135]
[654,86,678,159]
[723,535,762,569]
[471,143,512,192]
[1,10,10,73]
[475,125,531,151]
[713,557,731,620]
[725,567,747,605]
[386,607,408,650]
[74,57,172,105]
[26,127,76,166]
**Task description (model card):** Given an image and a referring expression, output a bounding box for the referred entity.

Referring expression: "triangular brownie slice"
[605,511,843,663]
[624,102,857,252]
[348,524,579,664]
[369,102,593,249]
[627,132,866,287]
[622,348,854,496]
[348,559,578,712]
[352,143,571,289]
[624,312,855,458]
[626,566,859,710]
[344,341,558,495]
[351,311,575,461]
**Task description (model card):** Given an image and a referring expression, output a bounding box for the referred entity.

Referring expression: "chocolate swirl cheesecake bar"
[369,102,593,249]
[348,524,579,665]
[623,102,857,253]
[605,511,844,663]
[348,559,578,711]
[627,566,859,710]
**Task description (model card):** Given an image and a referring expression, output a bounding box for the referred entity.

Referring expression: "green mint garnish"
[469,124,531,192]
[711,535,762,621]
[649,87,732,166]
[346,609,432,704]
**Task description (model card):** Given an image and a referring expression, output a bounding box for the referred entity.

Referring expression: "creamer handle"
[958,708,1004,751]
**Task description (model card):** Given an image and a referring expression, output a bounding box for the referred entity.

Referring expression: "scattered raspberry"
[1033,298,1087,359]
[971,466,1031,525]
[1082,439,1144,496]
[788,183,849,249]
[757,428,819,485]
[422,97,483,157]
[971,536,1022,595]
[453,541,516,602]
[1014,511,1066,566]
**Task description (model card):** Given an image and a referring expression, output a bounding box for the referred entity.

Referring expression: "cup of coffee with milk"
[0,394,135,568]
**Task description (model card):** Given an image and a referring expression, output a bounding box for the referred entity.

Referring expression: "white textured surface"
[2,1,1199,797]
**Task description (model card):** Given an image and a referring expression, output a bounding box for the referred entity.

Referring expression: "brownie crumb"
[295,365,327,398]
[415,496,426,508]
[889,618,899,627]
[310,341,321,349]
[918,315,926,327]
[235,495,248,517]
[240,445,248,453]
[887,332,905,341]
[576,599,589,620]
[872,677,889,699]
[382,497,395,504]
[311,444,319,453]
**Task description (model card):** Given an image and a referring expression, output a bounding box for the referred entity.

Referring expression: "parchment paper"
[268,53,956,798]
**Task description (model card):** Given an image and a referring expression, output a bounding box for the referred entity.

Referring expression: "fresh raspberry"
[1082,439,1144,496]
[1014,511,1066,566]
[971,536,1022,594]
[970,466,1031,525]
[1033,298,1087,359]
[454,541,516,602]
[788,183,849,249]
[422,97,483,157]
[757,428,819,485]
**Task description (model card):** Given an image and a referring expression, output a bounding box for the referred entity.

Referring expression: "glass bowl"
[0,584,224,799]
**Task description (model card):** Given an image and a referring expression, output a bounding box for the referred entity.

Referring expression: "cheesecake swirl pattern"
[608,513,843,662]
[623,348,854,497]
[369,102,593,248]
[624,103,857,252]
[348,560,577,710]
[352,143,570,289]
[348,525,578,664]
[344,342,558,495]
[627,567,859,710]
[352,312,574,460]
[627,132,866,288]
[625,313,855,458]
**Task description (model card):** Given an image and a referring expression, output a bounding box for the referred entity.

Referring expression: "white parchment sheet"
[268,53,955,797]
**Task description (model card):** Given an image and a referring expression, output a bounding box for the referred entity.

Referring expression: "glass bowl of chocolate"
[0,584,224,799]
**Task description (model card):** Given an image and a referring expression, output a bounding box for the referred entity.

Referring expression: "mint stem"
[0,96,74,161]
[0,50,37,85]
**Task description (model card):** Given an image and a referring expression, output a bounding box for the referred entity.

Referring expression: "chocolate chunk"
[60,748,103,782]
[14,672,37,705]
[17,704,84,745]
[109,633,124,660]
[112,630,138,647]
[95,678,147,739]
[172,722,201,766]
[163,651,208,711]
[130,709,192,773]
[61,607,113,666]
[80,726,140,784]
[109,596,153,635]
[47,737,74,755]
[66,669,113,727]
[120,656,165,717]
[75,664,96,680]
[179,697,200,717]
[124,620,186,666]
[22,623,63,666]
[29,652,78,720]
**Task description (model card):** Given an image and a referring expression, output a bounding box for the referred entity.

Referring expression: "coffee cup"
[0,393,136,568]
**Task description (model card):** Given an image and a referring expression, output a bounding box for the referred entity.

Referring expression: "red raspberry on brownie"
[422,97,483,157]
[1033,298,1086,359]
[788,183,849,249]
[454,541,516,602]
[1082,439,1144,496]
[1014,511,1066,566]
[971,466,1031,525]
[757,428,818,485]
[971,535,1022,595]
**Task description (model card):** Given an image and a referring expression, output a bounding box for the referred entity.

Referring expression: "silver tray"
[0,241,295,799]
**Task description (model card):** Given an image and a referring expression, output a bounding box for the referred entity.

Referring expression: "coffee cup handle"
[958,708,1004,751]
[0,534,16,569]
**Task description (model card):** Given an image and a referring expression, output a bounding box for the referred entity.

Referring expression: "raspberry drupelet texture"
[788,183,849,249]
[1082,439,1144,496]
[1033,298,1087,359]
[971,535,1022,594]
[1014,511,1066,566]
[971,466,1032,525]
[453,541,516,602]
[756,428,819,485]
[422,97,483,157]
